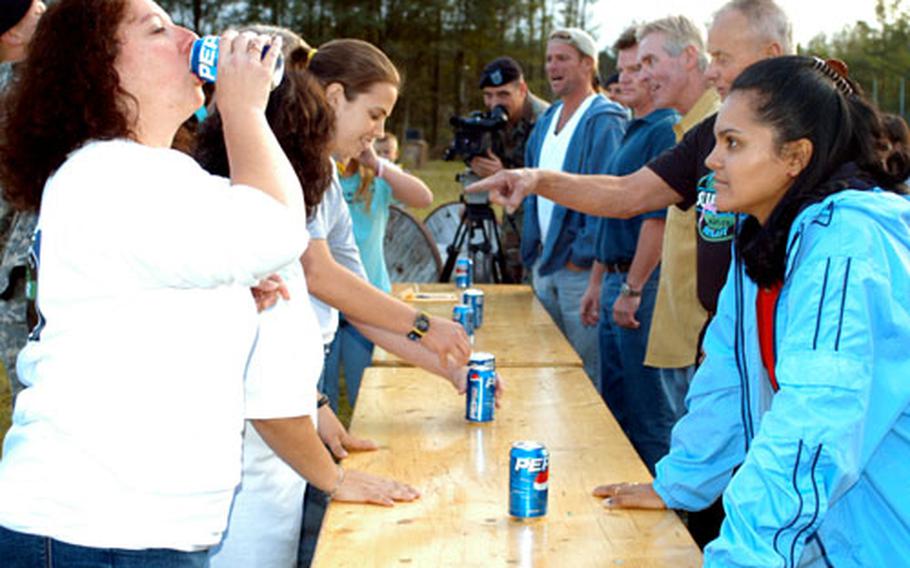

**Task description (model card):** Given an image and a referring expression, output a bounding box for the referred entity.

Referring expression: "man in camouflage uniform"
[0,0,46,403]
[470,56,548,283]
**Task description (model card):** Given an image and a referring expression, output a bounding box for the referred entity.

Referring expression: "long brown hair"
[0,0,132,211]
[194,26,334,217]
[342,158,377,210]
[307,38,401,101]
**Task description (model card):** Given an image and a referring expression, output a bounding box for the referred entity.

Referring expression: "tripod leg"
[439,213,471,283]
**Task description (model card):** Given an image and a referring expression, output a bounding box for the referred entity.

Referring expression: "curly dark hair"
[194,27,334,218]
[730,56,910,287]
[0,0,133,212]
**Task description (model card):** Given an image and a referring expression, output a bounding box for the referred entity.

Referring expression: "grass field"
[0,160,480,446]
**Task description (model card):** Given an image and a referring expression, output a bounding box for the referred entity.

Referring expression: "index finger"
[464,171,504,193]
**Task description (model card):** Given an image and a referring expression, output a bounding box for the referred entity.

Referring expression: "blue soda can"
[189,35,285,89]
[454,257,473,289]
[466,365,496,422]
[509,441,549,519]
[462,288,484,328]
[452,303,475,340]
[469,351,495,371]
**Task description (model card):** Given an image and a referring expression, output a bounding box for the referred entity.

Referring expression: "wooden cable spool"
[383,205,442,283]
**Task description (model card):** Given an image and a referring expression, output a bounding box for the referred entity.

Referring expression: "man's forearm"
[626,218,665,289]
[534,168,680,219]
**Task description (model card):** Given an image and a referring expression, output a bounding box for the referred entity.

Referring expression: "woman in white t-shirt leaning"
[0,0,308,565]
[194,29,421,567]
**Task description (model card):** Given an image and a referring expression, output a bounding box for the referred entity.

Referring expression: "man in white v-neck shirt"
[520,28,628,387]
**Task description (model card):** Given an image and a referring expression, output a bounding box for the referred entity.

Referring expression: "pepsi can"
[509,441,549,519]
[452,303,475,340]
[190,35,285,89]
[454,257,473,289]
[462,288,484,328]
[466,365,496,422]
[469,351,495,371]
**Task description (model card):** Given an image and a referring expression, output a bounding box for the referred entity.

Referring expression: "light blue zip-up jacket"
[652,189,910,567]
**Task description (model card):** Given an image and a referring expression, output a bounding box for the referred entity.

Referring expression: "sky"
[590,0,882,51]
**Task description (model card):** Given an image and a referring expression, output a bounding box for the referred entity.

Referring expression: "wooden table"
[312,367,702,567]
[373,284,583,368]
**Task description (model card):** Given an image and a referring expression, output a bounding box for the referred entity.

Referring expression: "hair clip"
[811,56,854,97]
[306,48,318,68]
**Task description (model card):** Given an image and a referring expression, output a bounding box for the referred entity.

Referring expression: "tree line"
[157,0,910,153]
[159,0,596,151]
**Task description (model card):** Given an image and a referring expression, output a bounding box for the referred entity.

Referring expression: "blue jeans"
[598,271,673,473]
[532,263,600,390]
[660,365,697,423]
[0,525,209,568]
[321,317,375,410]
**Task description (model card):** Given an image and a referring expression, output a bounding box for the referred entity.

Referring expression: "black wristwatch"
[317,393,330,408]
[407,311,431,341]
[620,282,642,298]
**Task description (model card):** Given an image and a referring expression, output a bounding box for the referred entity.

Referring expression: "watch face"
[416,314,430,332]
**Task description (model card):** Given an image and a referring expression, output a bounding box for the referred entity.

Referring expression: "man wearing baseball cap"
[0,0,46,409]
[520,27,627,386]
[472,56,549,282]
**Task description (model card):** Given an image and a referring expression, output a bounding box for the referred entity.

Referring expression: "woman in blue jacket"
[594,56,910,567]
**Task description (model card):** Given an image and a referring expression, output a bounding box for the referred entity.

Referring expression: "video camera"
[443,104,509,163]
[443,105,509,205]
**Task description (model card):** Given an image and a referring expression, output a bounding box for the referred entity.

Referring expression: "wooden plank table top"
[373,283,583,368]
[312,366,702,567]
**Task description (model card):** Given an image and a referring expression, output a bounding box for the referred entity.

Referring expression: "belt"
[602,261,632,274]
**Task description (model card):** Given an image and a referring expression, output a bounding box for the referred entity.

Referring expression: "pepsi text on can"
[190,35,285,89]
[509,441,549,519]
[466,365,496,422]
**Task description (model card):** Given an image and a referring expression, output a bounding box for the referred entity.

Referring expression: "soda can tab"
[509,441,549,519]
[189,35,285,90]
[452,303,475,340]
[462,288,484,328]
[466,365,496,422]
[454,257,473,289]
[469,351,495,371]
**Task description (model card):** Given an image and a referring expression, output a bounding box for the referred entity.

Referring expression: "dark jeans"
[0,525,209,568]
[598,271,674,474]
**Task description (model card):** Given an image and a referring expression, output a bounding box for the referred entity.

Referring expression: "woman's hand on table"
[333,470,420,507]
[421,316,471,367]
[592,482,667,509]
[317,404,378,459]
[447,366,505,408]
[251,273,290,312]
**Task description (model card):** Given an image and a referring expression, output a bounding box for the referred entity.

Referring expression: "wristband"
[317,393,330,408]
[376,158,387,179]
[327,464,345,500]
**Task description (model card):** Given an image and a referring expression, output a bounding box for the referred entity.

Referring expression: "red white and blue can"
[454,257,473,289]
[469,351,495,371]
[466,365,496,422]
[452,303,475,340]
[462,288,484,328]
[189,35,285,89]
[509,441,549,518]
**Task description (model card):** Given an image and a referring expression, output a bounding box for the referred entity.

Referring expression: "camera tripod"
[439,171,509,284]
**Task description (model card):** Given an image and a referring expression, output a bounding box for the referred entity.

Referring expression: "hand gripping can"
[509,441,549,519]
[454,257,473,289]
[453,303,475,340]
[462,288,484,328]
[190,35,285,89]
[466,365,496,422]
